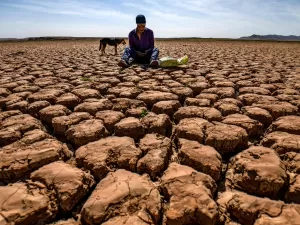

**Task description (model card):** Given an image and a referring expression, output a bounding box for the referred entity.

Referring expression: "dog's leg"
[100,43,104,55]
[114,45,117,55]
[99,40,102,51]
[102,43,106,55]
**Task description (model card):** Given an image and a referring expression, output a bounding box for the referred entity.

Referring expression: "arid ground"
[1,40,300,225]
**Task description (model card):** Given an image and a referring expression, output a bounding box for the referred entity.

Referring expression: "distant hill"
[2,35,300,42]
[0,36,120,42]
[0,38,19,41]
[240,34,300,41]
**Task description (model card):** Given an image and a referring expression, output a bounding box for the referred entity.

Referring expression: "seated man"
[118,14,159,68]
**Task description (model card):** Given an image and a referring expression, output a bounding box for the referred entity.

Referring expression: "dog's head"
[117,38,126,45]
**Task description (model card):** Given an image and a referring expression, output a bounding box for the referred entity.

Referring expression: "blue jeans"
[121,47,159,64]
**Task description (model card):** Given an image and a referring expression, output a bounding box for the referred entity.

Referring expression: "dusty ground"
[1,40,300,225]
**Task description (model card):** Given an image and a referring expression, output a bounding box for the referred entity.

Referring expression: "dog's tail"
[99,40,102,51]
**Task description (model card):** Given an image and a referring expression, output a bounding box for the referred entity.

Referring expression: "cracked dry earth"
[1,40,300,225]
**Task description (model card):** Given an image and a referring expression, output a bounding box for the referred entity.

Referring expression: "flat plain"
[1,39,300,225]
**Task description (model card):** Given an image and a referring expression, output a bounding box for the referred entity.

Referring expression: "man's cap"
[136,14,146,24]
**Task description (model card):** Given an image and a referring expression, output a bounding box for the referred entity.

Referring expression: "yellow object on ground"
[159,55,189,67]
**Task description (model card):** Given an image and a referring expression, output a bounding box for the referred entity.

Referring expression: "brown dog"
[99,38,126,55]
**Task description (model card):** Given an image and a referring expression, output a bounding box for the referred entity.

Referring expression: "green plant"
[80,77,92,82]
[140,109,148,118]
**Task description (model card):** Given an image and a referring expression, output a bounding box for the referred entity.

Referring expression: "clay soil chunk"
[114,117,145,140]
[184,97,211,107]
[56,92,81,109]
[125,107,148,118]
[0,82,19,91]
[47,218,80,225]
[39,105,72,124]
[222,114,264,137]
[140,112,172,137]
[111,98,146,112]
[52,112,93,136]
[152,100,181,118]
[0,114,46,146]
[268,115,300,135]
[31,161,95,211]
[169,86,193,101]
[241,106,273,126]
[282,152,300,173]
[75,136,142,180]
[0,181,58,225]
[215,103,240,116]
[239,87,271,95]
[28,100,51,117]
[187,81,210,95]
[261,131,300,154]
[238,93,277,106]
[174,106,222,122]
[203,87,236,99]
[285,173,300,204]
[0,127,22,147]
[74,98,113,116]
[217,191,300,225]
[175,118,213,143]
[214,98,243,108]
[0,137,72,183]
[66,119,109,148]
[253,101,298,120]
[72,88,101,100]
[196,93,219,104]
[160,163,218,225]
[178,138,222,181]
[34,78,57,87]
[137,134,172,180]
[137,91,179,107]
[95,110,125,133]
[0,94,23,109]
[27,89,64,104]
[0,113,45,132]
[20,129,52,144]
[6,100,28,113]
[226,146,287,198]
[13,84,40,93]
[0,87,11,97]
[107,86,141,98]
[80,169,161,225]
[205,123,248,156]
[0,110,22,121]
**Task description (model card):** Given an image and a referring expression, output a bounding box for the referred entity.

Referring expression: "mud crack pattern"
[0,40,300,225]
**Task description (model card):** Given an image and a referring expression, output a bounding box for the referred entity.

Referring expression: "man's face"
[137,23,146,33]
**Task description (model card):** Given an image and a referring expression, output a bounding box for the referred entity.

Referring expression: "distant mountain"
[0,36,105,42]
[240,34,300,41]
[23,36,101,41]
[0,38,18,41]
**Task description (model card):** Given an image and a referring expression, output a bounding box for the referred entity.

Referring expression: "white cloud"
[1,0,300,38]
[3,0,132,19]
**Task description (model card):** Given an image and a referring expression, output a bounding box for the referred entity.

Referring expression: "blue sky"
[0,0,299,38]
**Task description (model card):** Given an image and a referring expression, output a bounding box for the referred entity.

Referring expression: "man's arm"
[129,32,136,50]
[149,30,154,50]
[145,30,154,53]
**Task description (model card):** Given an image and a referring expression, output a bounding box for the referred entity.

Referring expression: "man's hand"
[136,50,147,57]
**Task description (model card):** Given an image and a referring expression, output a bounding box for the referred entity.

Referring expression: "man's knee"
[153,47,159,53]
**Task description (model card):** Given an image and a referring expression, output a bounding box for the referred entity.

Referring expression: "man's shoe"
[149,59,159,67]
[118,59,129,68]
[128,57,134,65]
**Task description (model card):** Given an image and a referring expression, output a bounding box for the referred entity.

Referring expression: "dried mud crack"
[1,40,300,224]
